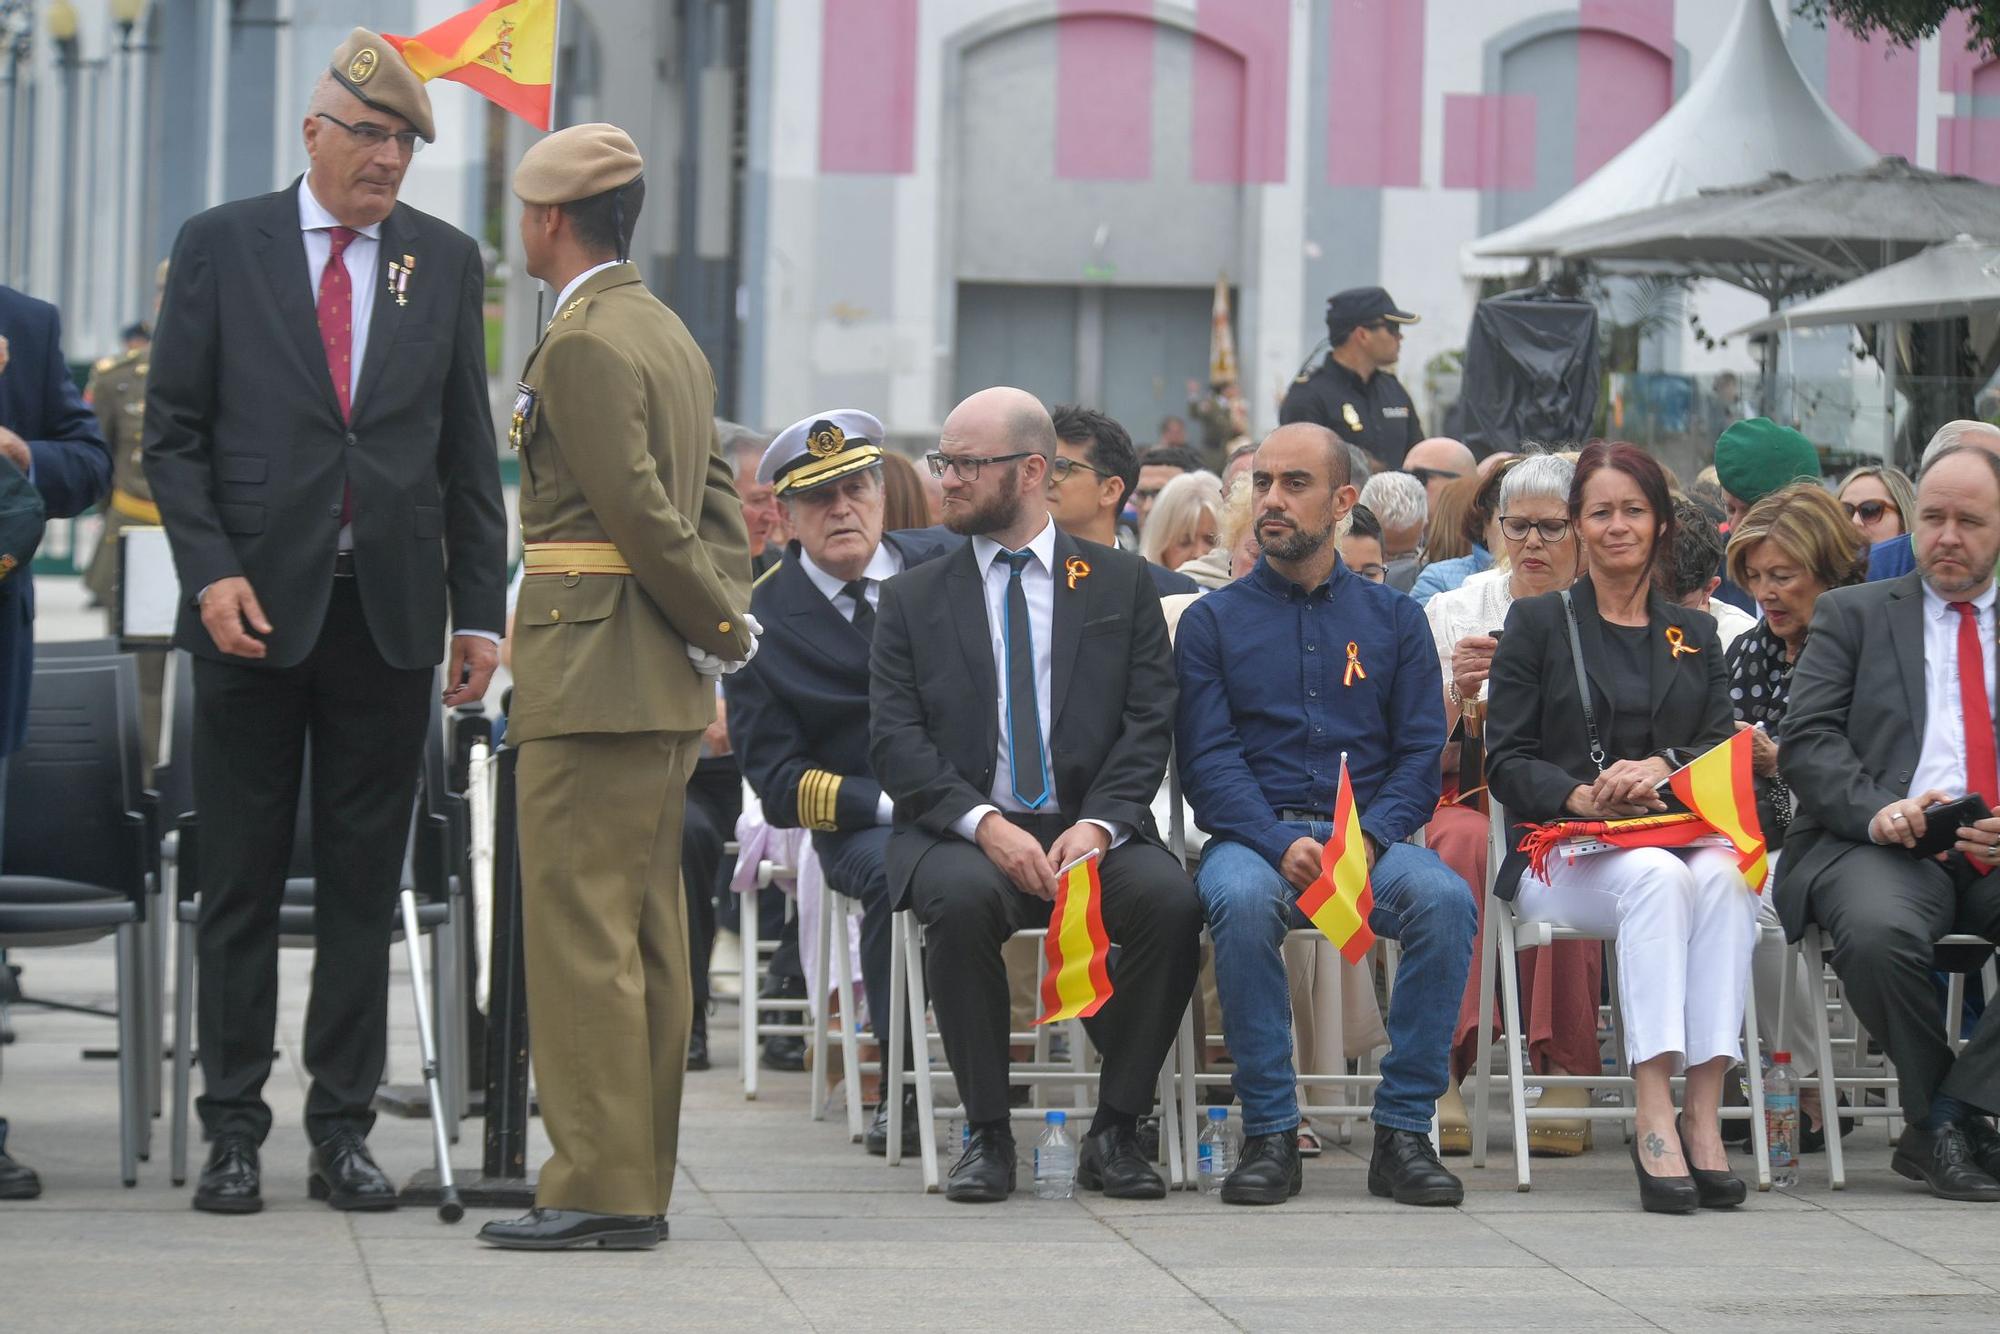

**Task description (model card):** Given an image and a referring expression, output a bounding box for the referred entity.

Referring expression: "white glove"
[686,611,762,677]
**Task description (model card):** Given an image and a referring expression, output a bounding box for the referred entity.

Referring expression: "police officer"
[1280,286,1423,472]
[478,124,757,1253]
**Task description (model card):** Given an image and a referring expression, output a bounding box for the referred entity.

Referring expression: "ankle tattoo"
[1644,1131,1668,1160]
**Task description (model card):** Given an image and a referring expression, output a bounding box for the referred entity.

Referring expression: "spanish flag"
[1037,853,1114,1025]
[1297,758,1377,965]
[1668,728,1770,893]
[386,0,558,131]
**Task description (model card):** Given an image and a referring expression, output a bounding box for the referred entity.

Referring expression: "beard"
[1255,511,1334,563]
[944,473,1024,537]
[1919,546,1993,597]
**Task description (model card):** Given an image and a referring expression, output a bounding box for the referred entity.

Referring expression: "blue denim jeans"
[1198,822,1477,1136]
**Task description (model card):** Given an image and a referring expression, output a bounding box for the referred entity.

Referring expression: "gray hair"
[1497,453,1576,513]
[1359,470,1426,532]
[1920,419,2000,467]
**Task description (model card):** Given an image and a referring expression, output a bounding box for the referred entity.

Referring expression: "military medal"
[509,381,539,451]
[387,253,414,307]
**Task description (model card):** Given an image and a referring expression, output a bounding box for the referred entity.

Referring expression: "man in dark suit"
[728,410,959,1155]
[869,387,1203,1203]
[143,31,506,1215]
[1783,443,2000,1202]
[0,287,113,1202]
[1045,405,1198,598]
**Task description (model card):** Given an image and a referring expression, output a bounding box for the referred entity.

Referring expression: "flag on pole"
[1667,728,1770,892]
[1297,758,1376,965]
[1209,274,1238,391]
[386,0,559,131]
[1037,852,1114,1025]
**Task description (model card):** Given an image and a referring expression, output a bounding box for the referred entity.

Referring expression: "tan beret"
[513,123,645,205]
[327,27,435,143]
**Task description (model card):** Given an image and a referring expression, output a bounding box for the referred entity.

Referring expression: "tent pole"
[1882,324,1898,464]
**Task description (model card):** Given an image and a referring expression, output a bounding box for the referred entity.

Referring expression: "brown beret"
[513,123,645,205]
[327,28,435,143]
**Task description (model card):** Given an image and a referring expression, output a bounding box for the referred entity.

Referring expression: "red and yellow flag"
[1297,758,1377,965]
[1668,728,1770,892]
[1037,853,1114,1025]
[386,0,558,131]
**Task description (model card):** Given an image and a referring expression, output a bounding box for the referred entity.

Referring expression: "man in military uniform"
[726,410,958,1155]
[478,124,757,1253]
[1279,286,1423,472]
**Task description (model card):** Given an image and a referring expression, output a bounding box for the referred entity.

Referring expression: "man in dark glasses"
[1280,286,1424,472]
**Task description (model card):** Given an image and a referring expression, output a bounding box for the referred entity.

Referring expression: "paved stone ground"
[5,579,2000,1331]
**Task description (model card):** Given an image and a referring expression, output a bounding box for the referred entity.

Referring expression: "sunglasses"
[1843,499,1895,524]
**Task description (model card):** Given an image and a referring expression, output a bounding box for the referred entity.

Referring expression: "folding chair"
[738,843,804,1100]
[807,877,866,1139]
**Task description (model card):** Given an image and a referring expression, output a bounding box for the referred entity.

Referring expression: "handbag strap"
[1560,589,1606,772]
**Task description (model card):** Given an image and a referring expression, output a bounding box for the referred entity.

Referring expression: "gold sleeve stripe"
[752,560,783,590]
[799,768,843,831]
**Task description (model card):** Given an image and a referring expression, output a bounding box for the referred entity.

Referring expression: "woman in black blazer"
[1487,441,1757,1214]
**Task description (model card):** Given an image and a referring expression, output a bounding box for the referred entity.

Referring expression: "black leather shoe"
[1367,1124,1465,1206]
[1220,1129,1302,1205]
[1959,1115,2000,1182]
[1677,1115,1745,1209]
[1077,1124,1166,1200]
[1893,1121,2000,1202]
[307,1129,398,1211]
[0,1119,41,1200]
[193,1133,262,1214]
[760,1034,807,1071]
[865,1092,921,1158]
[478,1207,661,1250]
[687,1013,710,1072]
[945,1125,1016,1203]
[1627,1138,1699,1215]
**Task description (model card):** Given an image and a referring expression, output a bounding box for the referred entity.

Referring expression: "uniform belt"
[109,489,161,524]
[521,541,632,576]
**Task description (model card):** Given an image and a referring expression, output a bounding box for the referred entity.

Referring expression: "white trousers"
[1516,845,1759,1070]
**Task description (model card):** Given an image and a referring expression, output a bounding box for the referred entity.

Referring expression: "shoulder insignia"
[751,559,784,590]
[93,355,116,373]
[561,296,588,321]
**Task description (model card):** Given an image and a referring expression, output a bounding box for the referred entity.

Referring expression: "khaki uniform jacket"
[507,263,754,743]
[88,349,155,510]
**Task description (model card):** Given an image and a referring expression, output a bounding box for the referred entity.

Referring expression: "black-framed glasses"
[925,451,1031,482]
[1498,515,1573,543]
[1047,456,1111,484]
[316,112,425,156]
[1843,499,1894,524]
[1352,562,1387,583]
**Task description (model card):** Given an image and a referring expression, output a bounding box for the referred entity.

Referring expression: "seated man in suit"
[870,387,1203,1203]
[1046,404,1198,597]
[1783,443,2000,1201]
[1868,421,2000,582]
[1176,422,1476,1207]
[727,409,958,1153]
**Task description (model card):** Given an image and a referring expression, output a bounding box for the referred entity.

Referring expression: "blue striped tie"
[999,549,1050,809]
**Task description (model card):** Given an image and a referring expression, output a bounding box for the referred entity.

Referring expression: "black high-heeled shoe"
[1628,1136,1699,1214]
[1677,1114,1746,1209]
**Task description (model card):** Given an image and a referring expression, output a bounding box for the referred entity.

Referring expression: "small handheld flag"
[1037,852,1114,1025]
[386,0,558,131]
[1666,728,1770,892]
[1297,757,1377,964]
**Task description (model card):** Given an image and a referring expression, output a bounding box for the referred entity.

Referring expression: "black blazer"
[144,180,507,669]
[868,529,1174,902]
[1486,578,1732,898]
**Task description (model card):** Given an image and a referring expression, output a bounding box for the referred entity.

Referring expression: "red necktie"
[1952,601,1997,869]
[316,226,357,524]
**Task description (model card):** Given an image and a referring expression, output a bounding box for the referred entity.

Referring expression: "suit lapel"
[1648,595,1683,721]
[1888,576,1927,727]
[1049,530,1087,729]
[778,555,868,672]
[351,207,412,418]
[253,188,342,423]
[945,545,1001,734]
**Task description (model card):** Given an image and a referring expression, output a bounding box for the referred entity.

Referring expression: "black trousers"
[681,759,742,1013]
[1813,843,2000,1125]
[816,825,899,1061]
[908,817,1203,1126]
[192,578,431,1144]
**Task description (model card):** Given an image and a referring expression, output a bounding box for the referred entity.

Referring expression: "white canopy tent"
[1730,237,2000,335]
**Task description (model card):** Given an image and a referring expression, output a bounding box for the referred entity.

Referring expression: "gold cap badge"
[806,422,846,459]
[348,48,379,84]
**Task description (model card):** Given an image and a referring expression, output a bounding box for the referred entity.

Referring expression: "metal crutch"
[399,887,464,1223]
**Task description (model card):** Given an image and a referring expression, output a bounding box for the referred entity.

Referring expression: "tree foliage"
[1795,2,2000,58]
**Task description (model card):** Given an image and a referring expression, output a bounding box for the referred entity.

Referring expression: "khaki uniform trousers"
[519,729,701,1216]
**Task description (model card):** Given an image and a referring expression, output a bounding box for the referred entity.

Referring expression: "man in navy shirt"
[1176,422,1474,1206]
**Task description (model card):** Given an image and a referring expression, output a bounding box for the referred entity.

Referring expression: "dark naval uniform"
[1279,358,1422,473]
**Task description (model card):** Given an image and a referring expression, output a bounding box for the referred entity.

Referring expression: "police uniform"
[485,125,754,1248]
[1279,285,1423,471]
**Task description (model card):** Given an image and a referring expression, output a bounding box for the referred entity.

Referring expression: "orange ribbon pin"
[1065,556,1091,590]
[1665,626,1699,658]
[1343,641,1367,686]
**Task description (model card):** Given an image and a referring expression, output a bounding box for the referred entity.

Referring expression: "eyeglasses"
[1353,563,1387,583]
[925,451,1032,482]
[1498,515,1574,543]
[1843,499,1895,525]
[1047,456,1112,484]
[315,112,425,156]
[1405,466,1464,486]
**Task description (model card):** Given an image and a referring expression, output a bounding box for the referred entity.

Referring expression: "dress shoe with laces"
[1368,1124,1465,1206]
[193,1133,262,1214]
[0,1119,41,1200]
[307,1130,398,1211]
[866,1092,922,1157]
[1676,1115,1745,1209]
[1220,1129,1302,1205]
[1958,1115,2000,1182]
[1077,1124,1166,1200]
[1892,1121,2000,1202]
[945,1125,1016,1203]
[477,1208,661,1251]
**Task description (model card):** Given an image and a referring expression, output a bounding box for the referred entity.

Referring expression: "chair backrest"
[33,636,119,661]
[2,660,148,899]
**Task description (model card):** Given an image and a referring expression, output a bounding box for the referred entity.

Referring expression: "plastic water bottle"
[1197,1107,1236,1194]
[1033,1110,1076,1200]
[1765,1051,1800,1188]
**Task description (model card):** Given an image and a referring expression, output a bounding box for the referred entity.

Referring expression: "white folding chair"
[738,853,806,1100]
[807,879,867,1140]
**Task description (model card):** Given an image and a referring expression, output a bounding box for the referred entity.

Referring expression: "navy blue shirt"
[1174,555,1445,871]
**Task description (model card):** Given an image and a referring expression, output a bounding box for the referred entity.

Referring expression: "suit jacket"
[1776,573,1991,939]
[506,263,754,742]
[0,287,112,755]
[727,528,960,832]
[1486,578,1733,899]
[868,530,1174,901]
[143,181,506,668]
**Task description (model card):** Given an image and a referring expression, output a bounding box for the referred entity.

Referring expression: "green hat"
[1713,417,1820,506]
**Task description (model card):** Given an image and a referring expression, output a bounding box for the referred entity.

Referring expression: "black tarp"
[1445,289,1600,455]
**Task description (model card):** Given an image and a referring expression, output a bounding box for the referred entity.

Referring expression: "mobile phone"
[1908,793,1994,860]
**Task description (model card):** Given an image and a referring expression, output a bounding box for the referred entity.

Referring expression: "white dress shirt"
[800,541,904,823]
[298,178,380,409]
[1911,581,1999,799]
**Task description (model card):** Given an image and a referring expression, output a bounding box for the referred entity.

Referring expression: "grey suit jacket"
[1777,572,2000,938]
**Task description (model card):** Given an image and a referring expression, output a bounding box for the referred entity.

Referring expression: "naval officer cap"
[513,123,646,205]
[327,28,435,144]
[758,410,888,497]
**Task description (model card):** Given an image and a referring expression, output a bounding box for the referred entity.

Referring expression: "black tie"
[999,550,1049,809]
[843,578,874,638]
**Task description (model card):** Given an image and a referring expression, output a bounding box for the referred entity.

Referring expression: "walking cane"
[399,886,465,1223]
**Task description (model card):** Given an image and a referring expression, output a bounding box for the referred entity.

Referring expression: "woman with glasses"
[1421,454,1602,1156]
[1835,464,1916,547]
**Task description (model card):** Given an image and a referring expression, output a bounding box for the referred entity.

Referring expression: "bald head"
[1260,422,1350,488]
[1404,436,1476,505]
[940,386,1058,460]
[936,386,1057,542]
